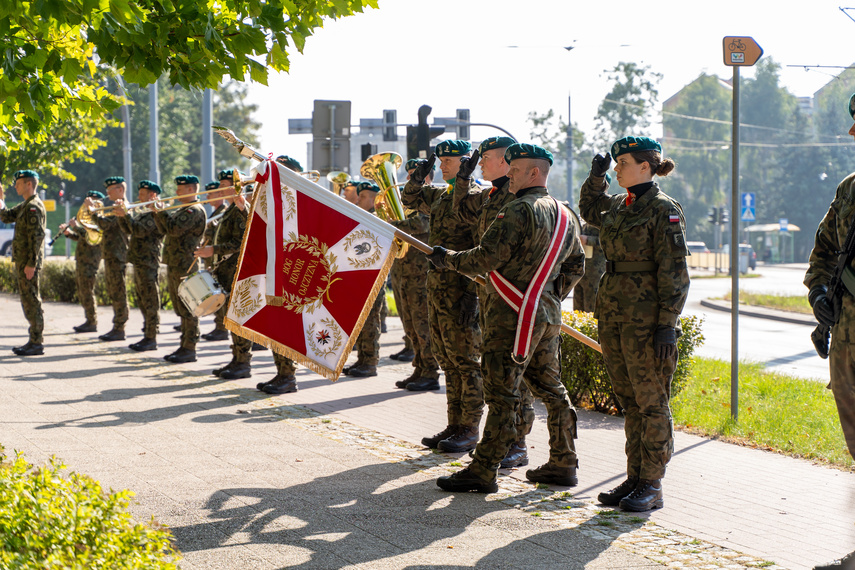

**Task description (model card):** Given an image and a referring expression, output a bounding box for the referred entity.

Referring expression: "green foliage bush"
[0,446,179,569]
[560,311,705,413]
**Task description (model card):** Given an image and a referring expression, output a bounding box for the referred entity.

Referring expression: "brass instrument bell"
[360,152,408,258]
[326,171,351,196]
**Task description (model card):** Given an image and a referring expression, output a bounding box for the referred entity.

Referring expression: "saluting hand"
[410,154,437,186]
[591,152,612,178]
[457,150,480,180]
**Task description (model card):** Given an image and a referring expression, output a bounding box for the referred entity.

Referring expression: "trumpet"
[326,171,351,196]
[360,152,408,258]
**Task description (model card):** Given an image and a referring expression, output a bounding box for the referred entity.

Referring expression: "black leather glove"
[653,325,677,360]
[457,149,480,180]
[591,152,612,178]
[809,285,837,327]
[410,153,437,185]
[457,290,479,327]
[426,246,448,269]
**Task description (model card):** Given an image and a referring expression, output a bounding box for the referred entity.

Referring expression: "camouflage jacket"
[0,195,46,268]
[579,174,690,328]
[212,202,247,287]
[93,205,128,264]
[154,203,206,271]
[203,203,226,245]
[805,171,855,343]
[67,225,102,266]
[445,186,585,325]
[391,209,430,272]
[453,176,516,242]
[117,210,163,269]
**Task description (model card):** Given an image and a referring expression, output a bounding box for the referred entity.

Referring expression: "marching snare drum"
[178,270,226,317]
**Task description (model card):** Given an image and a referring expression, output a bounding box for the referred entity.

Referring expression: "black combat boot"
[395,370,421,389]
[406,377,440,391]
[618,479,663,512]
[814,550,855,570]
[173,324,182,331]
[438,426,479,453]
[201,328,229,341]
[98,328,125,342]
[526,463,578,486]
[597,476,639,506]
[347,363,377,377]
[73,321,97,333]
[251,342,267,351]
[437,467,498,494]
[261,375,297,394]
[164,347,196,363]
[500,439,529,468]
[390,347,415,362]
[13,342,44,356]
[220,363,251,379]
[342,360,364,375]
[421,425,459,448]
[129,337,157,352]
[213,360,237,377]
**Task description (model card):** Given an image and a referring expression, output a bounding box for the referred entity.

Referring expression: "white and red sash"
[488,197,569,363]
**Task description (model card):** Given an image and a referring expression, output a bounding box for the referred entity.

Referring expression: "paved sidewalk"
[0,293,853,569]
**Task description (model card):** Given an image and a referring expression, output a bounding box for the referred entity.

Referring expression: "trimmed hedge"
[560,311,705,414]
[0,258,172,310]
[0,446,179,569]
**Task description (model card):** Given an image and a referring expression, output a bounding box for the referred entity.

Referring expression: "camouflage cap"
[435,140,471,157]
[138,180,162,194]
[205,181,220,191]
[848,93,855,120]
[610,136,661,158]
[276,155,303,173]
[14,170,39,181]
[405,158,436,172]
[87,190,106,200]
[217,168,235,181]
[478,136,517,155]
[175,174,200,185]
[504,143,554,166]
[356,181,379,194]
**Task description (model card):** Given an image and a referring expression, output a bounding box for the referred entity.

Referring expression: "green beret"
[343,179,358,188]
[405,158,436,172]
[610,136,661,158]
[86,190,106,200]
[14,170,39,181]
[205,181,220,191]
[848,94,855,120]
[175,174,199,185]
[103,176,124,188]
[138,180,162,194]
[276,155,303,173]
[479,136,517,155]
[217,169,234,181]
[435,140,471,157]
[356,181,379,194]
[504,143,554,166]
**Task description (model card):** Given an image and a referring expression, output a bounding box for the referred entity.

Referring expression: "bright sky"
[245,0,855,164]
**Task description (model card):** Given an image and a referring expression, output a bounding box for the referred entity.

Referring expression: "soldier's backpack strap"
[488,197,569,364]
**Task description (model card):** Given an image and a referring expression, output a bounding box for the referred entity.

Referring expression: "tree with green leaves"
[591,62,662,152]
[526,108,586,202]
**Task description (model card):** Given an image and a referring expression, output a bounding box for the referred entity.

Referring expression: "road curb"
[700,298,817,326]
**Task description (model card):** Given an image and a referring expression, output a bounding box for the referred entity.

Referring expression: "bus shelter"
[745,223,800,264]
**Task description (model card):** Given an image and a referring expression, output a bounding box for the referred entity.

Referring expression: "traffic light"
[407,105,446,160]
[456,108,470,140]
[361,143,377,161]
[707,207,719,225]
[382,109,397,142]
[720,207,729,224]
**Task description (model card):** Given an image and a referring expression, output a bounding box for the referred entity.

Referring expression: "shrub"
[0,446,179,569]
[560,311,705,414]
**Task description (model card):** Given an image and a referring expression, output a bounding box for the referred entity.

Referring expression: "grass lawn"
[672,357,852,469]
[720,290,812,314]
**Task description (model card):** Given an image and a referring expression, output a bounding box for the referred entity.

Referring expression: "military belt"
[604,260,657,274]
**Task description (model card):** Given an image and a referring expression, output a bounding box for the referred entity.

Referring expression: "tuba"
[326,171,351,196]
[360,152,408,258]
[75,201,103,245]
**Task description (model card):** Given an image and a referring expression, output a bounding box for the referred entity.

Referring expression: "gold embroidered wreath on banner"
[282,186,296,221]
[233,277,263,318]
[343,229,382,269]
[306,318,343,360]
[279,232,341,314]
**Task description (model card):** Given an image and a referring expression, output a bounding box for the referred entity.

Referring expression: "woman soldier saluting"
[579,137,690,512]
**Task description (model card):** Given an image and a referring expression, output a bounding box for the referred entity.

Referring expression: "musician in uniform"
[452,136,535,469]
[154,174,207,363]
[388,160,438,389]
[201,176,229,342]
[341,180,359,205]
[580,137,689,512]
[0,170,46,356]
[115,180,165,352]
[429,143,585,493]
[573,221,607,313]
[61,189,104,333]
[86,176,129,342]
[402,139,484,454]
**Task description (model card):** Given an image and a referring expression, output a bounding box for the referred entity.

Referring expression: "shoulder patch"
[497,212,505,219]
[669,214,680,223]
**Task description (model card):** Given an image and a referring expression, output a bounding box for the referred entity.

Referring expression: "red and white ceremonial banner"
[224,159,399,380]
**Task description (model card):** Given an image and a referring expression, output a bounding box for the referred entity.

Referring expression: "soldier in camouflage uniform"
[429,143,585,493]
[85,176,129,342]
[0,171,46,356]
[201,176,229,342]
[60,189,104,333]
[402,139,483,454]
[154,175,207,363]
[452,136,537,469]
[580,136,690,512]
[573,221,607,313]
[389,160,438,388]
[115,180,164,352]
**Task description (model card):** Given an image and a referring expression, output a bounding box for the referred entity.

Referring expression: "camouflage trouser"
[394,268,439,380]
[828,334,855,459]
[599,320,677,480]
[16,265,43,344]
[380,286,388,328]
[468,307,577,484]
[354,292,384,366]
[273,352,296,377]
[231,331,252,364]
[427,270,483,427]
[103,259,129,330]
[133,264,160,338]
[167,266,198,350]
[76,259,99,324]
[390,263,411,350]
[572,250,605,313]
[212,299,227,332]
